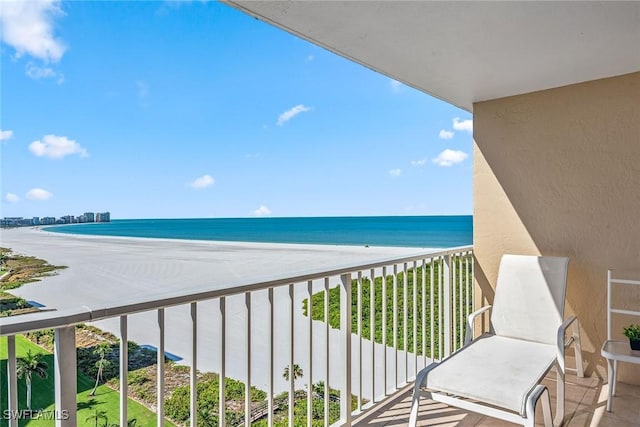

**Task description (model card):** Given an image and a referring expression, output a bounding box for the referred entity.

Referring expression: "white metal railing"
[0,245,473,427]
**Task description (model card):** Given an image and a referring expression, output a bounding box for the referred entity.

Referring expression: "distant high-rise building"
[32,217,40,225]
[96,212,111,222]
[84,212,95,222]
[1,217,24,227]
[41,217,56,225]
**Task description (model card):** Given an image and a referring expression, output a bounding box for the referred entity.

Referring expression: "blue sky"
[1,1,472,219]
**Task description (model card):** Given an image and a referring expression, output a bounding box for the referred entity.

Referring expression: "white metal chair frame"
[409,255,584,427]
[600,270,640,412]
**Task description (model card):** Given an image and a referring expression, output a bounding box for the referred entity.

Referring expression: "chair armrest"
[557,315,578,368]
[464,305,492,345]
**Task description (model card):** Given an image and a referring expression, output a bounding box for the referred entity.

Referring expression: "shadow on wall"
[472,72,640,381]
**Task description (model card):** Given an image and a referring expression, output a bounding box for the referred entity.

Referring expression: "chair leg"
[612,360,618,396]
[408,391,421,427]
[525,385,553,427]
[606,358,614,412]
[573,320,584,378]
[554,361,565,427]
[409,362,439,426]
[541,387,554,427]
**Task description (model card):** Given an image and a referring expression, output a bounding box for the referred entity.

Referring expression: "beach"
[1,227,433,395]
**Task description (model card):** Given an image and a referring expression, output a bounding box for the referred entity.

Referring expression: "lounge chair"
[409,254,584,427]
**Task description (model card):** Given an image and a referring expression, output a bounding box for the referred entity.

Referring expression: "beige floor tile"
[354,373,639,427]
[471,416,517,427]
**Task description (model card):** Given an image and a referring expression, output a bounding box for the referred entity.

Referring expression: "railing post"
[307,280,314,427]
[120,316,128,427]
[340,273,352,425]
[392,264,398,389]
[357,271,363,412]
[381,266,387,394]
[288,284,295,427]
[246,292,252,427]
[443,254,452,358]
[54,326,77,427]
[7,335,18,427]
[324,278,330,427]
[369,268,376,402]
[190,303,198,427]
[403,263,408,385]
[157,309,165,427]
[268,288,274,427]
[219,297,226,426]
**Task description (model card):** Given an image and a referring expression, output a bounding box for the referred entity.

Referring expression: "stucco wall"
[473,72,640,383]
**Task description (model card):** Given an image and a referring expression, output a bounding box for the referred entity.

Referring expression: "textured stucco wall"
[473,72,640,383]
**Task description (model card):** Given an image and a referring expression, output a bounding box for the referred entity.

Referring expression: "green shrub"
[302,256,473,358]
[128,371,151,386]
[164,375,266,425]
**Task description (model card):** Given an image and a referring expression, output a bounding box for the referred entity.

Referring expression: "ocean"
[44,216,473,248]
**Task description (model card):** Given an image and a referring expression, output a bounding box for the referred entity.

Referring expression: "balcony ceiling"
[224,1,640,111]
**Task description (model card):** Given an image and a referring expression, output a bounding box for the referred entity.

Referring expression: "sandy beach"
[1,227,434,395]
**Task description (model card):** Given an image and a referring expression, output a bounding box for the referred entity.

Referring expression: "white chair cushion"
[420,335,557,416]
[491,255,568,345]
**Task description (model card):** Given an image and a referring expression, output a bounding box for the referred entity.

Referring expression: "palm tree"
[282,364,303,382]
[16,350,48,411]
[85,409,108,427]
[89,342,111,396]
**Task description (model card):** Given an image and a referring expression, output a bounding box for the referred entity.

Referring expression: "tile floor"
[353,372,640,426]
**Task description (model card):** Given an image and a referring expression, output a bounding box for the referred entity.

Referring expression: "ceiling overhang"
[224,1,640,112]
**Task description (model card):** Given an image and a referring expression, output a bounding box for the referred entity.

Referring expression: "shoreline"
[26,224,438,250]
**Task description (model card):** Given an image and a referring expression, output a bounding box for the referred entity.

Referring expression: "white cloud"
[411,159,427,167]
[5,193,20,203]
[452,117,473,133]
[26,188,53,201]
[277,104,311,126]
[29,134,88,159]
[439,129,455,140]
[252,205,271,217]
[189,174,215,189]
[25,63,55,78]
[389,168,402,176]
[0,130,13,141]
[0,0,66,62]
[433,149,468,167]
[25,62,64,83]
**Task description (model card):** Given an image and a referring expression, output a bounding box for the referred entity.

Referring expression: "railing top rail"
[0,245,472,336]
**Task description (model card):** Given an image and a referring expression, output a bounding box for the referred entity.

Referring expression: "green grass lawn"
[0,336,169,427]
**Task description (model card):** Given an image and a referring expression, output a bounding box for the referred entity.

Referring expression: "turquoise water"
[45,216,472,248]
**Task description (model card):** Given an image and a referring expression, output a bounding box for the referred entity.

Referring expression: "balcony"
[2,246,475,426]
[3,245,638,427]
